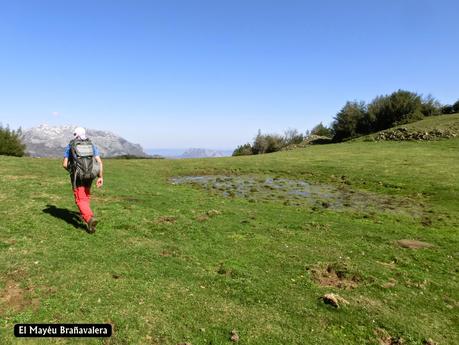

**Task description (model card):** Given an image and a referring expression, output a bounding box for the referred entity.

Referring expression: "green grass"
[358,113,459,139]
[394,113,459,131]
[1,137,458,344]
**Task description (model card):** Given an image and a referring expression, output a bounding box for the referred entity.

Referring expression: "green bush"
[283,128,304,145]
[332,90,444,142]
[234,129,305,156]
[310,122,333,138]
[421,95,442,116]
[252,131,285,154]
[369,90,424,131]
[441,104,454,114]
[232,143,253,156]
[453,100,459,113]
[332,101,367,141]
[0,125,26,157]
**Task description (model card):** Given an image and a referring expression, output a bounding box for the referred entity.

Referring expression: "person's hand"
[96,177,104,188]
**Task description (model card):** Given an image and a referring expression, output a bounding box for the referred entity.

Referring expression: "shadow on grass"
[43,204,86,230]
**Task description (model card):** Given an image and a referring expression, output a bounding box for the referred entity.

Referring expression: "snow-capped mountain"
[21,124,147,157]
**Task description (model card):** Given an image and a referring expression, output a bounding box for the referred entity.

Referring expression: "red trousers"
[73,186,93,223]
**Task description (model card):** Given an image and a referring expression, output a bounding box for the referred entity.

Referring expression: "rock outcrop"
[373,127,457,141]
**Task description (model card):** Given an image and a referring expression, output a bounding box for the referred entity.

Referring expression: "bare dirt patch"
[396,239,434,249]
[310,263,361,289]
[382,278,397,289]
[0,280,39,313]
[195,209,222,222]
[374,328,404,345]
[195,214,210,222]
[155,216,177,224]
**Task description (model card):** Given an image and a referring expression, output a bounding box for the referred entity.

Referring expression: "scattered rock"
[423,338,437,345]
[321,293,349,308]
[396,239,434,249]
[230,329,239,342]
[374,127,457,142]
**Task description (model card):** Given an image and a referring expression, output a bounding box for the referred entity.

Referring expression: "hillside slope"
[357,113,459,141]
[1,138,458,344]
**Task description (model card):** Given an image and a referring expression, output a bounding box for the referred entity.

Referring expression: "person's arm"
[95,156,104,188]
[63,144,70,170]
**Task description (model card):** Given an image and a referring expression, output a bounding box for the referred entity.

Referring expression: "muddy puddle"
[170,175,421,216]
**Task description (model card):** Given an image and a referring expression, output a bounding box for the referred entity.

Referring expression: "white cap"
[73,127,87,140]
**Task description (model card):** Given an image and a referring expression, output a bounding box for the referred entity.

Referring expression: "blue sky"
[1,0,458,149]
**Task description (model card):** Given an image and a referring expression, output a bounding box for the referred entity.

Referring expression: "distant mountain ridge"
[22,124,147,157]
[180,148,232,158]
[146,148,232,158]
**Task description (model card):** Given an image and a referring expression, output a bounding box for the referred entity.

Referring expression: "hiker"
[62,127,104,233]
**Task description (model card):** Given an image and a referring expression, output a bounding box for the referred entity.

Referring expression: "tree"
[332,101,367,141]
[310,122,333,137]
[368,90,424,130]
[441,104,454,114]
[283,128,304,145]
[421,94,442,116]
[452,99,459,113]
[0,124,26,157]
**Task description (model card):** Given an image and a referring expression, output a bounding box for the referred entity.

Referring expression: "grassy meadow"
[0,134,458,344]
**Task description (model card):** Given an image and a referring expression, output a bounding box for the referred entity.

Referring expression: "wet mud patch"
[309,262,361,289]
[170,175,422,217]
[0,280,39,313]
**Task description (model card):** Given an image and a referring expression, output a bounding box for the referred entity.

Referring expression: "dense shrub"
[283,128,304,145]
[232,143,253,156]
[421,95,442,117]
[252,131,285,154]
[441,105,454,114]
[0,125,26,157]
[310,122,333,138]
[233,90,452,153]
[332,90,445,141]
[369,90,424,130]
[453,100,459,113]
[233,129,308,156]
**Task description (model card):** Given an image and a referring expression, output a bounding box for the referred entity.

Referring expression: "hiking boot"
[87,217,98,234]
